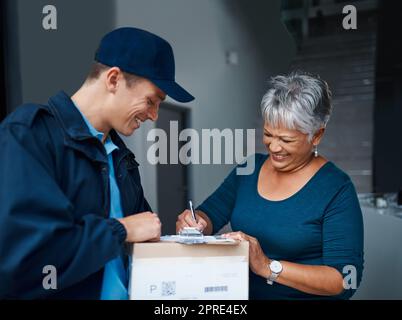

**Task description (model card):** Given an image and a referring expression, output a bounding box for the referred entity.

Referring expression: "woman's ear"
[312,127,325,146]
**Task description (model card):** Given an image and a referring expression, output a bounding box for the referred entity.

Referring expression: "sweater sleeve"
[322,180,364,299]
[197,166,238,234]
[197,155,260,234]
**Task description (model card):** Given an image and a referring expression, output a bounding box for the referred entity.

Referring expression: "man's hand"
[118,212,161,243]
[176,209,208,234]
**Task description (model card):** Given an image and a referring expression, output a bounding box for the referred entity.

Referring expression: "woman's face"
[263,122,322,172]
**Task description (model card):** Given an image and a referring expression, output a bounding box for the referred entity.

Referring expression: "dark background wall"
[373,1,402,193]
[3,0,115,112]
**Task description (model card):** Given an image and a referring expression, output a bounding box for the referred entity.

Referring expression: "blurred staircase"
[289,30,376,192]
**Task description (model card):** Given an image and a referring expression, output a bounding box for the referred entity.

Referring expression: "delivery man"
[0,27,194,299]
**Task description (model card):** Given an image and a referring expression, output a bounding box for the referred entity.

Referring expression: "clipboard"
[160,227,238,245]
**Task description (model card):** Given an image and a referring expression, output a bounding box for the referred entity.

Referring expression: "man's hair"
[85,62,141,87]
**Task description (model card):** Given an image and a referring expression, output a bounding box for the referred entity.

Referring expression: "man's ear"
[312,127,325,145]
[104,67,122,93]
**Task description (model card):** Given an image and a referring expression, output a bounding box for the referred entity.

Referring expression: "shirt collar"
[47,91,131,158]
[72,101,119,155]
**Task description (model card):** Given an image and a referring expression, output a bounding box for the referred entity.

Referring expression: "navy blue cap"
[95,27,194,103]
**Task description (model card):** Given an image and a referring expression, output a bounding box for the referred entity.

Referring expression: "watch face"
[270,260,283,273]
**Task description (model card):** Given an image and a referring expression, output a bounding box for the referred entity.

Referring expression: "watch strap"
[267,271,279,285]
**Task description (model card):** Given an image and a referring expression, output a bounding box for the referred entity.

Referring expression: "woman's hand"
[222,231,270,277]
[176,209,208,234]
[223,231,346,296]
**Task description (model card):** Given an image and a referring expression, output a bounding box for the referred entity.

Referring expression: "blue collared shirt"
[74,104,128,300]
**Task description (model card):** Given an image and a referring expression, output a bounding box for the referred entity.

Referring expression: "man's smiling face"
[108,76,166,136]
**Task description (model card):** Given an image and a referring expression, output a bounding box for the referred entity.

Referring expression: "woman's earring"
[313,145,318,158]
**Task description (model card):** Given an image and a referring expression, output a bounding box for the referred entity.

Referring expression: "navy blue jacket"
[0,91,151,299]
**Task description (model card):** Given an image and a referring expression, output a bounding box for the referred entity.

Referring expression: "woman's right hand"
[176,209,208,234]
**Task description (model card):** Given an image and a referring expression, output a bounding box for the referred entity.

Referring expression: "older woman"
[176,72,364,300]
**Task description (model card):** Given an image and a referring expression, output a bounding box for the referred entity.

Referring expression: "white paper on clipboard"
[160,234,238,245]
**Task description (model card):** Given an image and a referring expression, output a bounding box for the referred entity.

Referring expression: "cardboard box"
[129,241,249,300]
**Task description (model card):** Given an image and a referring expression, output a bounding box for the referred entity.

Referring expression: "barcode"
[204,285,228,293]
[162,281,176,296]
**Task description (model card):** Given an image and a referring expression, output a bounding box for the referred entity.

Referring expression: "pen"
[188,200,197,223]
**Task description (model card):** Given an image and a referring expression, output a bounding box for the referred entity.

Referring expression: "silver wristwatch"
[267,260,283,285]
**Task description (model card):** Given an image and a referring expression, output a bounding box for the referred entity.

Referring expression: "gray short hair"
[261,71,332,141]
